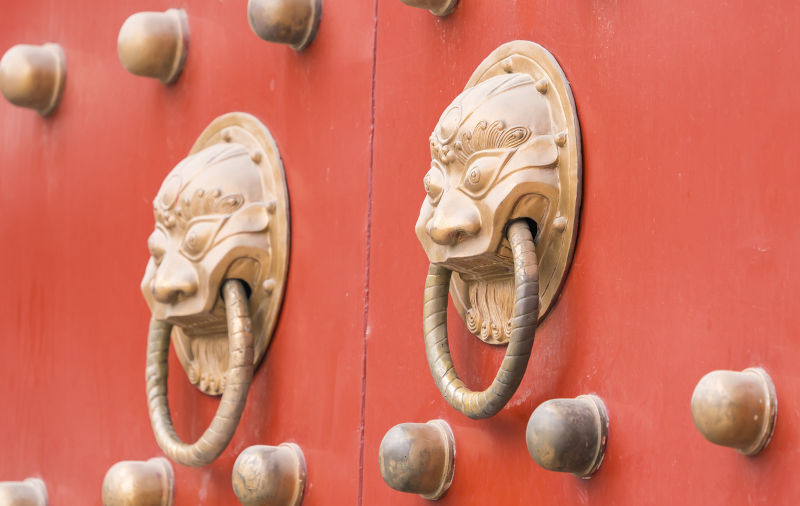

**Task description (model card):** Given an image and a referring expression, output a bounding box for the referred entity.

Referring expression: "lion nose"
[152,255,199,304]
[427,193,481,246]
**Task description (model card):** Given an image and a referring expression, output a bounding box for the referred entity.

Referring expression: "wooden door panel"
[0,0,374,503]
[3,0,800,504]
[365,1,800,504]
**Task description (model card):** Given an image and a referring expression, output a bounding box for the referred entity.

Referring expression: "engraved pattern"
[153,144,248,229]
[154,188,244,230]
[465,277,514,343]
[429,120,531,166]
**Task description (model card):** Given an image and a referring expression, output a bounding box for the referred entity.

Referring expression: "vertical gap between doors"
[358,0,379,504]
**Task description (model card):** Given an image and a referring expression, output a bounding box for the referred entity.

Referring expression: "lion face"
[140,142,274,393]
[415,73,561,278]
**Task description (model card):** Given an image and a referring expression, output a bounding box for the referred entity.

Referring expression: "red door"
[363,1,800,505]
[0,0,373,503]
[2,0,800,505]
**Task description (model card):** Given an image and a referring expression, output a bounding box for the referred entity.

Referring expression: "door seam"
[357,1,379,505]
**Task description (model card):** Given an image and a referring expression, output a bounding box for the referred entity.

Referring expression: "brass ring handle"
[146,279,254,467]
[423,220,539,419]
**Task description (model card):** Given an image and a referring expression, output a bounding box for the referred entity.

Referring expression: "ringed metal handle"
[146,279,254,467]
[423,220,538,419]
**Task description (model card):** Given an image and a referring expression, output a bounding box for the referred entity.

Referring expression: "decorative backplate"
[415,41,581,344]
[141,112,289,395]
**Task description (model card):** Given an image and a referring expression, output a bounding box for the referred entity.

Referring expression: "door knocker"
[141,112,290,466]
[416,41,581,418]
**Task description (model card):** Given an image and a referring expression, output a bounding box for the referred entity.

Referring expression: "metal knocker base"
[446,41,582,345]
[175,112,290,396]
[423,221,539,419]
[146,280,254,467]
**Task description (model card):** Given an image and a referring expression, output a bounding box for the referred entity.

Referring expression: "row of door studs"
[0,366,777,505]
[0,0,459,117]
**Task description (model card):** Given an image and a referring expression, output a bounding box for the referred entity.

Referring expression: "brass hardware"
[379,420,455,500]
[424,221,537,419]
[399,0,458,16]
[102,458,173,506]
[525,395,608,478]
[416,40,581,346]
[691,367,777,455]
[0,479,47,506]
[141,112,290,466]
[232,444,306,506]
[0,43,65,116]
[142,112,290,396]
[147,281,252,467]
[117,9,189,84]
[247,0,322,51]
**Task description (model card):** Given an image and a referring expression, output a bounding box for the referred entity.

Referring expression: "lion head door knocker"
[141,112,289,467]
[416,41,581,419]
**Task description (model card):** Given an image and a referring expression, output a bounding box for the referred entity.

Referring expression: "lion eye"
[467,167,481,186]
[462,159,493,194]
[181,221,216,258]
[423,167,444,203]
[459,152,507,198]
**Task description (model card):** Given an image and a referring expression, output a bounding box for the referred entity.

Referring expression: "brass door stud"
[691,367,777,455]
[0,478,48,506]
[232,444,306,506]
[247,0,322,51]
[117,9,189,84]
[378,420,455,500]
[102,458,174,506]
[526,395,609,478]
[399,0,458,16]
[0,43,65,116]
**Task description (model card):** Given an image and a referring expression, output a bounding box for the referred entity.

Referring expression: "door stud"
[379,420,455,500]
[0,43,65,116]
[117,9,189,84]
[102,458,173,506]
[0,478,47,506]
[526,395,609,478]
[232,444,306,506]
[247,0,322,51]
[691,367,777,455]
[399,0,458,16]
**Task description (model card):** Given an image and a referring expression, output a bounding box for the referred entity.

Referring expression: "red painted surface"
[365,1,800,505]
[3,0,800,504]
[0,0,373,504]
